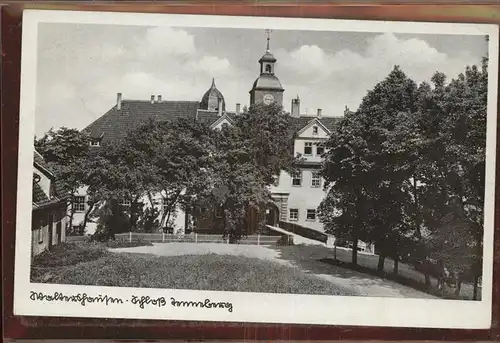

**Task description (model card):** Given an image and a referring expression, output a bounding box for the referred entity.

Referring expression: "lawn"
[31,242,353,296]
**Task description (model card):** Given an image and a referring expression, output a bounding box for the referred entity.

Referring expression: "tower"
[249,29,284,106]
[200,78,225,113]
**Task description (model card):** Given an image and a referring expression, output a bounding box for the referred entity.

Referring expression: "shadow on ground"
[268,244,478,300]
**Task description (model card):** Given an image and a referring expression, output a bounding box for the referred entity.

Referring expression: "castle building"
[77,33,351,240]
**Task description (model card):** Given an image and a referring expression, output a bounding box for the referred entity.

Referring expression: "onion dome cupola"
[250,29,284,106]
[200,78,226,112]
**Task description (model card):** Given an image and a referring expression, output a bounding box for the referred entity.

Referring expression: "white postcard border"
[13,9,499,329]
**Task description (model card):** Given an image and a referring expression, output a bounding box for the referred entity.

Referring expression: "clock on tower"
[249,29,284,106]
[263,93,275,105]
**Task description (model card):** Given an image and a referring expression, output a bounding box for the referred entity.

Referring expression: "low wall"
[278,221,328,243]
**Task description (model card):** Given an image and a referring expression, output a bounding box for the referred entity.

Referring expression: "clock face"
[263,93,275,105]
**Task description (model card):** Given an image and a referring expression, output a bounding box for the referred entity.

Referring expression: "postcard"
[14,9,498,329]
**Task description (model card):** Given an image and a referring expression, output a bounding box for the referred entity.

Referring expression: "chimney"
[291,95,300,118]
[236,103,241,115]
[217,98,223,116]
[116,93,122,110]
[344,105,349,115]
[150,95,155,104]
[317,108,322,118]
[157,95,162,102]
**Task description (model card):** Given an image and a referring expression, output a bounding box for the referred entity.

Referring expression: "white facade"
[72,186,186,235]
[270,117,330,231]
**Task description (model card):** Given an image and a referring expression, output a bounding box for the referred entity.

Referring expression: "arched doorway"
[266,202,280,227]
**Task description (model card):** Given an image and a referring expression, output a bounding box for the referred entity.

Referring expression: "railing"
[67,233,282,246]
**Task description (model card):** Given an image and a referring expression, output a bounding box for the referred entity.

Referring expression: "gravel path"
[110,242,436,299]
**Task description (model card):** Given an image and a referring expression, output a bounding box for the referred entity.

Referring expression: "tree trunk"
[68,196,75,231]
[222,208,228,242]
[129,195,140,232]
[333,240,337,261]
[82,201,96,233]
[352,184,363,266]
[425,273,431,289]
[351,237,358,265]
[473,275,479,300]
[377,255,385,272]
[455,279,462,299]
[393,258,399,275]
[165,209,172,232]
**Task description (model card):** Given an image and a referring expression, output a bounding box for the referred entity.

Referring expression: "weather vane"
[265,29,272,52]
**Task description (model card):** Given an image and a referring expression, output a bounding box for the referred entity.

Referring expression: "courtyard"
[31,240,438,299]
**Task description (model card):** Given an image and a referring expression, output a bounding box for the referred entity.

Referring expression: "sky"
[35,23,487,137]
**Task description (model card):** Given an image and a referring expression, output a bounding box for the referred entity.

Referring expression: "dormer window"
[89,139,101,147]
[312,126,319,135]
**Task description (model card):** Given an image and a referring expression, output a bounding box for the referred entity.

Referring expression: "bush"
[90,227,116,242]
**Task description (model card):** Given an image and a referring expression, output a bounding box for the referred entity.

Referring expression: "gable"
[296,118,330,138]
[210,114,234,130]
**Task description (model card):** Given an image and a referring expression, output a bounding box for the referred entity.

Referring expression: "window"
[73,196,85,212]
[37,227,44,244]
[316,144,325,156]
[89,139,100,147]
[291,171,302,187]
[289,209,299,221]
[215,208,223,218]
[304,142,313,155]
[312,126,319,135]
[306,209,317,221]
[311,172,321,188]
[265,64,272,73]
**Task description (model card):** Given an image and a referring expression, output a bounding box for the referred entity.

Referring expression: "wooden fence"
[67,233,282,246]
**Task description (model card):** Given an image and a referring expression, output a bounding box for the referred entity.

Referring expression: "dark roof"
[252,74,284,91]
[200,79,225,112]
[83,100,200,143]
[259,51,277,63]
[33,182,49,204]
[291,116,343,133]
[196,110,237,127]
[196,110,220,126]
[33,150,54,178]
[32,180,66,210]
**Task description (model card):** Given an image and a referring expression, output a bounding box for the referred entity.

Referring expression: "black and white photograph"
[14,10,498,328]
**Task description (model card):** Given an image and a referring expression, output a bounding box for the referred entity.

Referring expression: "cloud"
[138,26,196,58]
[35,27,483,137]
[276,33,481,115]
[189,55,232,76]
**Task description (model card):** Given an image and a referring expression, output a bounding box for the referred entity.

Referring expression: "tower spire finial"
[265,29,272,52]
[211,77,215,87]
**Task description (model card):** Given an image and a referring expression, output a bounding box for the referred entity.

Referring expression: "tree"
[120,118,215,233]
[35,127,90,229]
[203,103,298,242]
[319,66,419,267]
[421,60,488,298]
[204,124,270,242]
[234,102,298,184]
